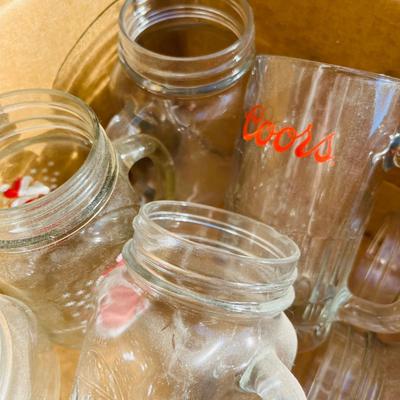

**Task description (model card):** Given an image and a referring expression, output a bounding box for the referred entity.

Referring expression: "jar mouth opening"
[119,0,254,63]
[0,89,100,214]
[126,201,299,315]
[137,201,301,266]
[0,89,118,250]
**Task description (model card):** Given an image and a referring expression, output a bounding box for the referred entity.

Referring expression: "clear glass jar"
[106,0,255,207]
[0,89,174,347]
[72,201,306,399]
[0,294,60,400]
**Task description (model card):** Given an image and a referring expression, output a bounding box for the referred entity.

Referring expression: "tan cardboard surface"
[250,0,400,78]
[0,0,111,92]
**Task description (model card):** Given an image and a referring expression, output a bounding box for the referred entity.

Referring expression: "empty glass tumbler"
[106,0,256,206]
[0,295,60,400]
[0,89,174,347]
[227,56,400,350]
[72,201,306,399]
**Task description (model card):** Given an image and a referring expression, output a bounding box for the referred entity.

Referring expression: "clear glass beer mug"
[293,323,384,400]
[226,55,400,350]
[72,201,306,399]
[0,294,60,400]
[0,89,174,347]
[105,0,255,207]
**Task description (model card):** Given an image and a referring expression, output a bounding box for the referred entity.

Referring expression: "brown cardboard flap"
[0,0,112,92]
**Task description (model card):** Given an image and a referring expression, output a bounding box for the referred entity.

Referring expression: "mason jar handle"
[239,351,306,399]
[114,134,175,200]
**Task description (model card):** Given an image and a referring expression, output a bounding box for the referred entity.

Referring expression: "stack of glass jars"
[0,0,399,399]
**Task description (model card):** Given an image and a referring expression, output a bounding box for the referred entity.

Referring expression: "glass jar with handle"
[72,201,306,399]
[54,0,255,207]
[0,89,174,347]
[105,0,255,207]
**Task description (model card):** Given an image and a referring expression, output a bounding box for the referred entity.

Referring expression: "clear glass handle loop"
[337,290,400,333]
[383,133,400,170]
[393,134,400,168]
[337,214,400,333]
[114,134,175,200]
[239,351,307,400]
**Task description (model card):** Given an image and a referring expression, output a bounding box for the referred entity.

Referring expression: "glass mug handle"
[114,134,175,200]
[337,236,400,333]
[337,290,400,333]
[239,350,306,399]
[337,140,400,334]
[383,133,400,170]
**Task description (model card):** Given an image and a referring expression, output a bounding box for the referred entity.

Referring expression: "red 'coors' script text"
[243,105,335,163]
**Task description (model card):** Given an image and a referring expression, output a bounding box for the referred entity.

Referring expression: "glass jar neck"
[123,201,299,317]
[118,0,255,96]
[0,89,118,252]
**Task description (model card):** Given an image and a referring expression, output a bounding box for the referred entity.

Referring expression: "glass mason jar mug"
[72,201,306,399]
[0,89,174,347]
[106,0,255,207]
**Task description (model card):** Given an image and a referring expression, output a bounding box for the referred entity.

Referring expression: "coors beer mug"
[227,55,400,350]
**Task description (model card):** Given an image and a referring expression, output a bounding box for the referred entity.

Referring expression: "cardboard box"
[0,0,111,92]
[1,1,399,399]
